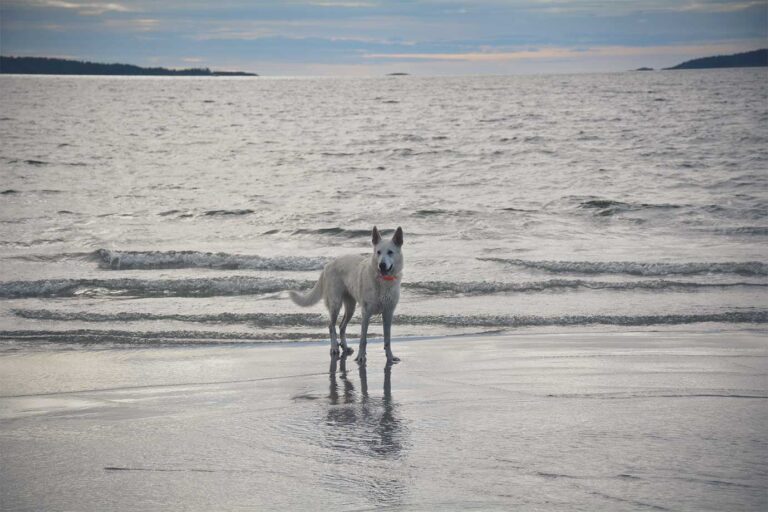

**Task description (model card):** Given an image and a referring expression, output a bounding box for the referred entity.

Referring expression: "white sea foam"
[0,277,310,298]
[3,276,763,299]
[406,279,767,294]
[480,258,768,277]
[95,249,328,271]
[3,311,766,347]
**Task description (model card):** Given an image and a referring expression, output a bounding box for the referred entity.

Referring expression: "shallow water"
[1,70,767,346]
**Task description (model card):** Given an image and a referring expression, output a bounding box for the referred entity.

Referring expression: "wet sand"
[1,330,767,511]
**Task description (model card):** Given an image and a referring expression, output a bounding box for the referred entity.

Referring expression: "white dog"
[290,226,404,365]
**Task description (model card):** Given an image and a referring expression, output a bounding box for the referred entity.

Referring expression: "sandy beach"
[1,330,766,511]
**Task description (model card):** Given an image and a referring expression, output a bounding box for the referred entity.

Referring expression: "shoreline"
[1,323,766,352]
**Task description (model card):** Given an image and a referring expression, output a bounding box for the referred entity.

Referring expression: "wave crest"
[406,279,766,295]
[2,276,765,300]
[94,249,328,271]
[13,309,768,328]
[479,258,768,277]
[4,311,766,346]
[0,329,327,345]
[290,227,372,238]
[396,311,768,327]
[0,277,310,298]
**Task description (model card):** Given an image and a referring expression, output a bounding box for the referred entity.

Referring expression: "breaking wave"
[410,209,479,218]
[2,277,764,300]
[396,311,768,328]
[480,258,768,277]
[0,329,328,345]
[0,277,310,298]
[290,227,372,238]
[708,226,768,237]
[577,199,681,216]
[406,279,767,295]
[11,309,768,329]
[94,249,328,271]
[13,309,328,326]
[3,311,766,347]
[202,209,255,216]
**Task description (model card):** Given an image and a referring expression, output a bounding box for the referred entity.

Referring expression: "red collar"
[379,275,397,281]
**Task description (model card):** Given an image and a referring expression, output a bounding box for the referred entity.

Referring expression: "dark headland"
[664,49,767,70]
[0,56,258,76]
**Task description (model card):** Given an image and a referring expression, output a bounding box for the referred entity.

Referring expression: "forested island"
[665,49,767,70]
[0,56,257,76]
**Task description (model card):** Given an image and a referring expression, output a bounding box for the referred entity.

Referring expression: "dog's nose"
[379,262,388,273]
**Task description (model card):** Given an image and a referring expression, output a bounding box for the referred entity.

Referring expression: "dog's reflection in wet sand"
[324,353,407,503]
[327,354,403,455]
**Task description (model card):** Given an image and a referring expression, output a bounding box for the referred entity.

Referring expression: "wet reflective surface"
[1,331,766,510]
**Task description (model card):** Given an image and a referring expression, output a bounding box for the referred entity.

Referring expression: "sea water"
[1,69,766,348]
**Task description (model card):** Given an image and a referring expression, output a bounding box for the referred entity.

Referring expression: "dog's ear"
[372,226,381,246]
[392,226,403,247]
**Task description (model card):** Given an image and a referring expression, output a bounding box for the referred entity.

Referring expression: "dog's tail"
[289,272,324,307]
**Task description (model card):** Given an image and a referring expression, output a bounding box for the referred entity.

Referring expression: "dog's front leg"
[382,308,400,365]
[355,308,371,365]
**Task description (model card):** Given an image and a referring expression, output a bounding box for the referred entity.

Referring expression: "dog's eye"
[377,251,381,255]
[387,250,393,256]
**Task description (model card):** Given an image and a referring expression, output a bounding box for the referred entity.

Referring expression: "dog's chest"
[366,283,400,314]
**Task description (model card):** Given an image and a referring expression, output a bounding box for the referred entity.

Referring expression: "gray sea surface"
[1,69,767,346]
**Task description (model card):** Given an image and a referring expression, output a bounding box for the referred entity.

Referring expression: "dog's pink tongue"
[380,275,397,281]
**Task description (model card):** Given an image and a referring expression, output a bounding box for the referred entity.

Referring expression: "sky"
[1,0,766,75]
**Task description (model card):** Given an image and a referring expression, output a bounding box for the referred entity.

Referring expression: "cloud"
[189,16,434,44]
[363,42,765,62]
[302,0,378,6]
[522,0,767,15]
[44,1,132,15]
[677,1,767,12]
[102,18,160,31]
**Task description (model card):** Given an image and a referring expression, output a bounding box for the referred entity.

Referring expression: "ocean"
[2,70,768,512]
[1,69,767,348]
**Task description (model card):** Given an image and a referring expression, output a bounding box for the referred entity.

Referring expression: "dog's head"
[371,226,404,278]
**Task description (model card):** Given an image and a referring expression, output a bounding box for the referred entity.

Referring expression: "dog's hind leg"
[327,301,341,356]
[338,294,356,356]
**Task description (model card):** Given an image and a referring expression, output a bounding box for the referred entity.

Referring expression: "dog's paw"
[343,346,355,356]
[355,353,367,365]
[386,356,401,365]
[330,345,340,356]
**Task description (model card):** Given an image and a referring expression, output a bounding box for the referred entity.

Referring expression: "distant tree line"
[0,56,256,76]
[665,49,767,70]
